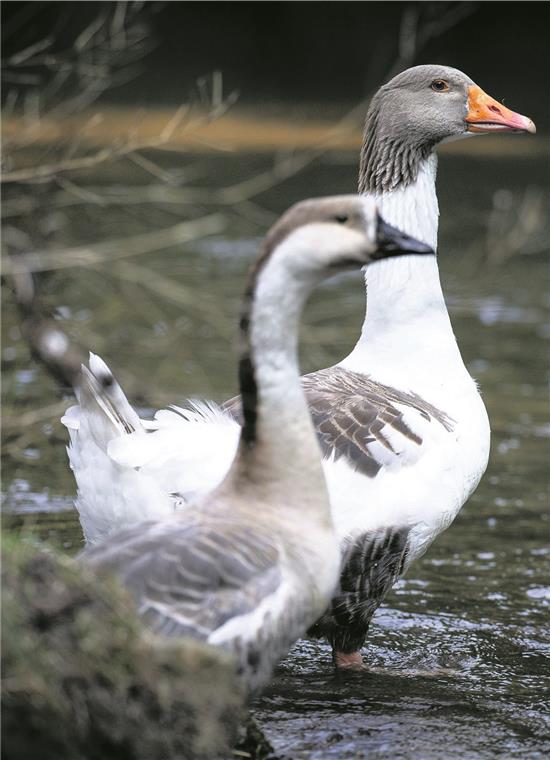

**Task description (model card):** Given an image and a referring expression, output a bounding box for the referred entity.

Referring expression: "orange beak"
[466,85,536,134]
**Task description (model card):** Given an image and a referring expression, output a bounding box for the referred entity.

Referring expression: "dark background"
[2,1,549,128]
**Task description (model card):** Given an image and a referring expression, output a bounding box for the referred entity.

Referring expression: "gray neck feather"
[358,98,436,195]
[237,233,292,447]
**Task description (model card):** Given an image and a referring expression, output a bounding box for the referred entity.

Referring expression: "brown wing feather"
[224,366,454,478]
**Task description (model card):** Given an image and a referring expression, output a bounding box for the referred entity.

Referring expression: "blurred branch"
[3,214,227,274]
[2,402,69,432]
[1,6,240,453]
[112,261,235,337]
[1,108,188,183]
[2,3,154,124]
[418,2,477,47]
[485,186,550,265]
[1,2,238,183]
[1,102,244,184]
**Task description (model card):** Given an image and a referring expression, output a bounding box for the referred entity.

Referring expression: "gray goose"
[79,196,432,694]
[64,65,535,670]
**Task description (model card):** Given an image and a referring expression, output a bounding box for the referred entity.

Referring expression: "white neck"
[342,155,469,389]
[376,153,440,252]
[233,240,330,512]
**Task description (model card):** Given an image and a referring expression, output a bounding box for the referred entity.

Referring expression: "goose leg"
[309,528,411,670]
[308,612,370,670]
[328,622,370,670]
[332,649,365,670]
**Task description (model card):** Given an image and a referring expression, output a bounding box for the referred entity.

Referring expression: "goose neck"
[344,155,466,380]
[234,239,328,505]
[365,154,444,324]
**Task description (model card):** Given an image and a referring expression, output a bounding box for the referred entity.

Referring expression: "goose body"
[65,65,535,668]
[79,197,430,691]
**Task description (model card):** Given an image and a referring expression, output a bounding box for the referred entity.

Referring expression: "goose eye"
[334,214,349,224]
[431,79,450,93]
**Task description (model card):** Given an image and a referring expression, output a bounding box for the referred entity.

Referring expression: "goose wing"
[82,516,283,641]
[224,366,454,477]
[301,366,455,477]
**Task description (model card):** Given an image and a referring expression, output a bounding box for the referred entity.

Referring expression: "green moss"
[1,535,246,760]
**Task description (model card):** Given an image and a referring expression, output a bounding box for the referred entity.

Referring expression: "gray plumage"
[308,526,411,655]
[82,513,282,642]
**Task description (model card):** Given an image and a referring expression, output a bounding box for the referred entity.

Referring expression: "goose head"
[258,195,433,283]
[360,64,536,194]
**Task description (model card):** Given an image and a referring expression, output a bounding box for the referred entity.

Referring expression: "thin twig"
[3,213,227,274]
[111,261,236,336]
[1,102,235,184]
[2,401,69,430]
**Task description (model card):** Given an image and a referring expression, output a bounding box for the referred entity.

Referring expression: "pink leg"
[333,649,365,670]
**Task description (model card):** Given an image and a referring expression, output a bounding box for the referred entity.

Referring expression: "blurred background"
[2,2,550,757]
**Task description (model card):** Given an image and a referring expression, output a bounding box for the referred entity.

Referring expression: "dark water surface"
[2,151,550,758]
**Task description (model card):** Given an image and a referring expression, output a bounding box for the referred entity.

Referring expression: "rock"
[1,534,245,760]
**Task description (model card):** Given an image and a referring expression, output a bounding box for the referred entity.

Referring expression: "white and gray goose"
[79,197,431,694]
[64,65,535,670]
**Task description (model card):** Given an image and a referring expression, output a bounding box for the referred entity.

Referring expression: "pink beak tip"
[524,117,537,135]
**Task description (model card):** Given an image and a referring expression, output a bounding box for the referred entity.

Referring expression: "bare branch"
[8,36,54,65]
[2,401,69,431]
[485,186,549,265]
[419,2,477,47]
[398,5,419,61]
[1,99,237,185]
[54,175,107,206]
[112,261,235,336]
[74,11,109,52]
[3,214,227,275]
[1,182,210,217]
[1,145,136,184]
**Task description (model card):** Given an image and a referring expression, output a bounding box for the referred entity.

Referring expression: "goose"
[63,64,536,670]
[77,196,433,694]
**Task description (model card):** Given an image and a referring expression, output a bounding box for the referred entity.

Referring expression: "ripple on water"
[526,587,550,604]
[255,600,550,758]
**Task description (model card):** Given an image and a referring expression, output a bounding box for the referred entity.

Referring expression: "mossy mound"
[2,535,245,760]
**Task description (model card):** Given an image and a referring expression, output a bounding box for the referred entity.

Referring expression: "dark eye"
[334,214,349,224]
[431,79,450,92]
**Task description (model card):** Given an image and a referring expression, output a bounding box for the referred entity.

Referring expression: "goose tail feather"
[82,353,142,437]
[61,353,144,450]
[61,354,176,545]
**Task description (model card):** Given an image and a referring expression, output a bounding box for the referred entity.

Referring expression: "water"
[2,150,550,758]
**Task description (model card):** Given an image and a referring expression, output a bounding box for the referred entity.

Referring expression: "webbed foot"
[333,649,365,670]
